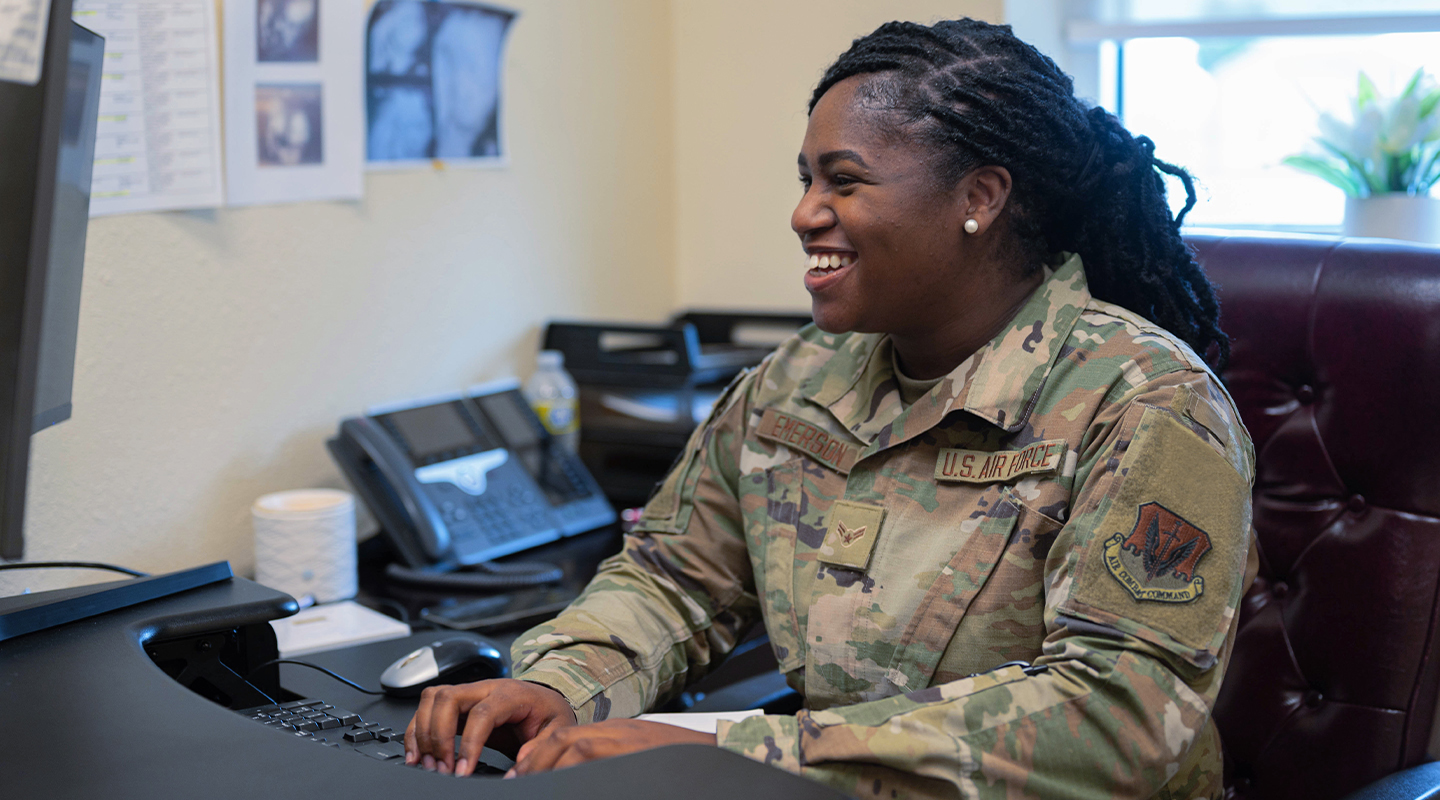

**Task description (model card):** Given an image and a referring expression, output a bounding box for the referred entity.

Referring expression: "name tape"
[934,439,1067,483]
[756,408,860,474]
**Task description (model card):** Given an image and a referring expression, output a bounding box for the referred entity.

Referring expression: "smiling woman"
[405,18,1256,800]
[794,78,1040,379]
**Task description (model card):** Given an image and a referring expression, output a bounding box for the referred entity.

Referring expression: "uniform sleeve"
[714,370,1256,800]
[507,366,765,723]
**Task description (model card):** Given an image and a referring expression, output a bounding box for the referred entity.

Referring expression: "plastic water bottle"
[525,350,580,453]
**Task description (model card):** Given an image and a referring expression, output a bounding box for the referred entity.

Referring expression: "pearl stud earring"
[964,218,980,234]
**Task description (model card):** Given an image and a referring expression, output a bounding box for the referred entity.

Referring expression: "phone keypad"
[426,458,563,561]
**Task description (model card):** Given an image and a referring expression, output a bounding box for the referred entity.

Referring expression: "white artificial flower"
[1383,93,1423,153]
[1288,68,1440,195]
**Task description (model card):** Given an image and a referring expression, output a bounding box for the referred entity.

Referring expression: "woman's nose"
[791,186,834,237]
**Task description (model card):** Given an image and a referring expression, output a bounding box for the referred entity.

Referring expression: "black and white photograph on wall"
[223,0,362,205]
[257,0,320,62]
[256,83,324,166]
[366,0,515,167]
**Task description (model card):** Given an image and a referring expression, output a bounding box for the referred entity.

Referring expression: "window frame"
[1024,6,1440,232]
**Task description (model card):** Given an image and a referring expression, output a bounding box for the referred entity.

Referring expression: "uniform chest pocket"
[740,455,852,677]
[791,484,1028,706]
[876,487,1032,696]
[929,499,1065,684]
[740,459,806,673]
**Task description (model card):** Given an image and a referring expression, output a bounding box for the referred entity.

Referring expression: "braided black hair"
[810,18,1229,368]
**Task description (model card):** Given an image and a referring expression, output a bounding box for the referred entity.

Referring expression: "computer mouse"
[379,633,508,697]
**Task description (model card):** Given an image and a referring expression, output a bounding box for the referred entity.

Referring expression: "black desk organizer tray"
[544,311,810,508]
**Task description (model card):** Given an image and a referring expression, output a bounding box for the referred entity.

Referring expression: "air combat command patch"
[1104,502,1212,603]
[1066,406,1250,656]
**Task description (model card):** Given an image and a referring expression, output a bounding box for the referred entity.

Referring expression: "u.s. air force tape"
[756,408,860,474]
[934,439,1067,483]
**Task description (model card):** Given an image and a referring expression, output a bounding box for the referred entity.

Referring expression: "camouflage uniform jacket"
[511,253,1257,799]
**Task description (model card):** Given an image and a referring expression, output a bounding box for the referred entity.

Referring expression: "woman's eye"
[798,175,812,189]
[832,174,858,187]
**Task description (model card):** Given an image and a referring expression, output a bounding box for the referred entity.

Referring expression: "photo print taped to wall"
[366,0,515,169]
[256,83,323,166]
[257,0,319,63]
[223,0,363,206]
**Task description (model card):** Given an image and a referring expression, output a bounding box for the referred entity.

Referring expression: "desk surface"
[0,576,845,800]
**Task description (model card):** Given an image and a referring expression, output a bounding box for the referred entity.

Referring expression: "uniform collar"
[799,253,1091,448]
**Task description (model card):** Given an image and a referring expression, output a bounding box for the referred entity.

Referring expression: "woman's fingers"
[551,735,614,772]
[507,724,577,776]
[505,720,717,778]
[404,718,420,765]
[404,678,579,775]
[454,698,509,776]
[423,684,469,769]
[405,685,441,763]
[405,680,493,768]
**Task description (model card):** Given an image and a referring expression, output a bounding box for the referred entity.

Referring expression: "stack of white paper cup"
[252,489,357,605]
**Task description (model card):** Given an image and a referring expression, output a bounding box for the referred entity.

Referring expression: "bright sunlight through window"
[1118,32,1440,229]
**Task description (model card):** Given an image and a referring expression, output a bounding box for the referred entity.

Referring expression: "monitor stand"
[0,561,235,642]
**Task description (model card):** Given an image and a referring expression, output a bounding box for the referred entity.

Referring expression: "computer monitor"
[0,3,104,560]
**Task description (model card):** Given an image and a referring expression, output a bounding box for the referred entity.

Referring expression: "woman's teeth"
[807,253,854,272]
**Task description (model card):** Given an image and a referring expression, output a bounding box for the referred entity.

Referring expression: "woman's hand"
[506,719,717,778]
[404,678,577,776]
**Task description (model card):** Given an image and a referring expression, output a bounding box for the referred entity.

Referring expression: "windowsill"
[1184,223,1344,236]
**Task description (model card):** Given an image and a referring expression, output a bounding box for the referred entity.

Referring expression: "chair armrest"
[1341,762,1440,800]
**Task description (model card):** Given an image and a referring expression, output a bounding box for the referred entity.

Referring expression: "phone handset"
[336,416,452,562]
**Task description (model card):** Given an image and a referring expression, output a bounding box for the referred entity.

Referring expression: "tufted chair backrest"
[1187,233,1440,800]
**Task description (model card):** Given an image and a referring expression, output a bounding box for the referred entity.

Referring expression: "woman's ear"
[958,165,1013,236]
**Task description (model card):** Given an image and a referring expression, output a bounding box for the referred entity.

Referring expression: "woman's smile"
[803,249,857,292]
[792,76,980,341]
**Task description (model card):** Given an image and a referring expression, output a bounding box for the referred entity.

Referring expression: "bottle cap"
[537,349,565,368]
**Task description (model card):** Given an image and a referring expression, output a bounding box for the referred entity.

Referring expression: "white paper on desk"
[224,0,364,206]
[0,0,50,85]
[72,1,225,216]
[635,710,765,734]
[270,600,412,658]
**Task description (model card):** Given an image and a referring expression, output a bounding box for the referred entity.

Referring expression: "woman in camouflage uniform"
[406,18,1255,800]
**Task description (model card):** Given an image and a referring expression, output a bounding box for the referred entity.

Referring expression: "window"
[1059,1,1440,230]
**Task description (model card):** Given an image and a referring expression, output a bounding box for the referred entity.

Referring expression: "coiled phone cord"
[383,559,563,591]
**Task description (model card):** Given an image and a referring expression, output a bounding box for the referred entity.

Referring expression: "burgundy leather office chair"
[1188,232,1440,800]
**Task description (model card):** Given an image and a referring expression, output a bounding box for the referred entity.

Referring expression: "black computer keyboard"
[235,698,506,775]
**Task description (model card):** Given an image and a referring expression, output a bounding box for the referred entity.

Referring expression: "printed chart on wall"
[366,0,514,169]
[224,0,363,206]
[0,0,50,86]
[71,1,225,216]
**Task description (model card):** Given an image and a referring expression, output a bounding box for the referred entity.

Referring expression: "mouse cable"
[247,658,386,696]
[238,677,279,706]
[0,560,148,577]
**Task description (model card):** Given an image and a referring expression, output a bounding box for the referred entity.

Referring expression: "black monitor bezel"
[0,0,83,560]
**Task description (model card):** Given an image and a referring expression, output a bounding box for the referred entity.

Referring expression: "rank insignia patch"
[835,520,867,546]
[819,500,885,571]
[1104,502,1213,603]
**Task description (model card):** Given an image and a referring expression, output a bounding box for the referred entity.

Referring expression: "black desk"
[1,575,844,799]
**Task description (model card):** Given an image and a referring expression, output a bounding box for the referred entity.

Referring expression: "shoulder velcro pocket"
[1064,405,1251,667]
[633,366,755,534]
[634,442,707,533]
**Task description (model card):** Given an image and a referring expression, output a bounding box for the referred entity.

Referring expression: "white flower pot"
[1343,195,1440,244]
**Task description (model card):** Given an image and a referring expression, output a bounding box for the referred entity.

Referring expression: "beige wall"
[5,0,1022,595]
[5,0,677,594]
[670,0,1005,312]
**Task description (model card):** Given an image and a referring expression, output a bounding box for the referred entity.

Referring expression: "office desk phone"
[328,381,615,579]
